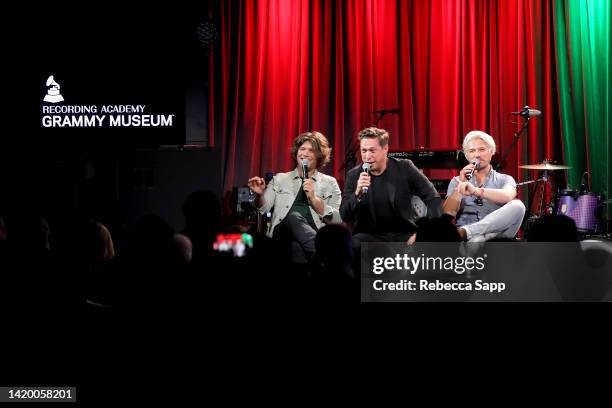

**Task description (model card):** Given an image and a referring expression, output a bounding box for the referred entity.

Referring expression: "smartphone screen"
[213,233,254,257]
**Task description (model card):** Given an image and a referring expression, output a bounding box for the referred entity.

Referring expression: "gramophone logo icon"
[43,75,64,103]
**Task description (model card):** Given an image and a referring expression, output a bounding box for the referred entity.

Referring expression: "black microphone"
[465,160,479,181]
[511,106,542,117]
[371,108,400,114]
[301,159,310,180]
[362,163,371,194]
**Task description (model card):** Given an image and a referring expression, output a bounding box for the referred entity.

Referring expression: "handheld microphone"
[511,106,541,117]
[301,159,310,180]
[362,163,371,194]
[466,160,479,181]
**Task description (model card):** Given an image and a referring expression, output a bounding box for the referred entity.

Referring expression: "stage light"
[196,19,219,47]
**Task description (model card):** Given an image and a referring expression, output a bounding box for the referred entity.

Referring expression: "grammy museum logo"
[41,74,175,128]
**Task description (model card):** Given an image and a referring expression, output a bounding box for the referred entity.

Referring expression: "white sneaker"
[467,232,499,242]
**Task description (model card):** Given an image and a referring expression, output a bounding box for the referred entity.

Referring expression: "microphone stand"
[498,113,534,236]
[496,115,530,172]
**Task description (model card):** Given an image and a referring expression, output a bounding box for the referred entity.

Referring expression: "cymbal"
[519,163,571,170]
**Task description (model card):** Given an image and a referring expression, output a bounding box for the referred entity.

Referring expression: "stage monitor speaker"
[185,79,211,148]
[233,186,255,214]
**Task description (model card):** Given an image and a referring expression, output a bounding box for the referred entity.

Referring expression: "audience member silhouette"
[309,224,356,301]
[313,224,354,278]
[71,220,117,308]
[527,214,579,242]
[74,220,115,266]
[173,233,193,263]
[181,190,222,266]
[526,214,612,301]
[120,214,188,310]
[1,211,77,314]
[415,216,461,242]
[4,213,51,255]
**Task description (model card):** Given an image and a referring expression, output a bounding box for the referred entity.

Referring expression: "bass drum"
[572,192,602,233]
[556,189,602,233]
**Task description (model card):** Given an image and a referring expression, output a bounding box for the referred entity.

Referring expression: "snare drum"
[556,189,578,217]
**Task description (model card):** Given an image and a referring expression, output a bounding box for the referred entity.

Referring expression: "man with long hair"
[248,131,342,261]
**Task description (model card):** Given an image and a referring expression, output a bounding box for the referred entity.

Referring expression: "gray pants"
[463,200,526,241]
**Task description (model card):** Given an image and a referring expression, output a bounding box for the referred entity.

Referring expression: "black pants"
[273,212,317,262]
[352,232,413,252]
[351,232,413,275]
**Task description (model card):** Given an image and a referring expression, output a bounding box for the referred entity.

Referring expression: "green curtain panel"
[554,0,611,218]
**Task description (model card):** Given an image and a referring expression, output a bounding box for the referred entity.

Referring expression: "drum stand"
[533,170,556,216]
[517,170,556,233]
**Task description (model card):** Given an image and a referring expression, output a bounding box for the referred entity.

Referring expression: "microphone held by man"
[301,159,310,180]
[361,163,371,194]
[465,160,480,181]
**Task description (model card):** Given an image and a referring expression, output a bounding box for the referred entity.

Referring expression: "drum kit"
[517,161,608,235]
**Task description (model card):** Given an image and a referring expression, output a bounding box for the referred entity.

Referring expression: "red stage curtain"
[210,0,562,197]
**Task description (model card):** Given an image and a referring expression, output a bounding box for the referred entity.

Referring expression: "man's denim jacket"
[258,168,342,237]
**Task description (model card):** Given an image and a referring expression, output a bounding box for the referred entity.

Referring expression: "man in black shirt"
[340,127,442,253]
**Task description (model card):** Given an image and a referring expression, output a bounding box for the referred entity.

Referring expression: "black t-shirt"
[288,183,317,229]
[356,170,413,234]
